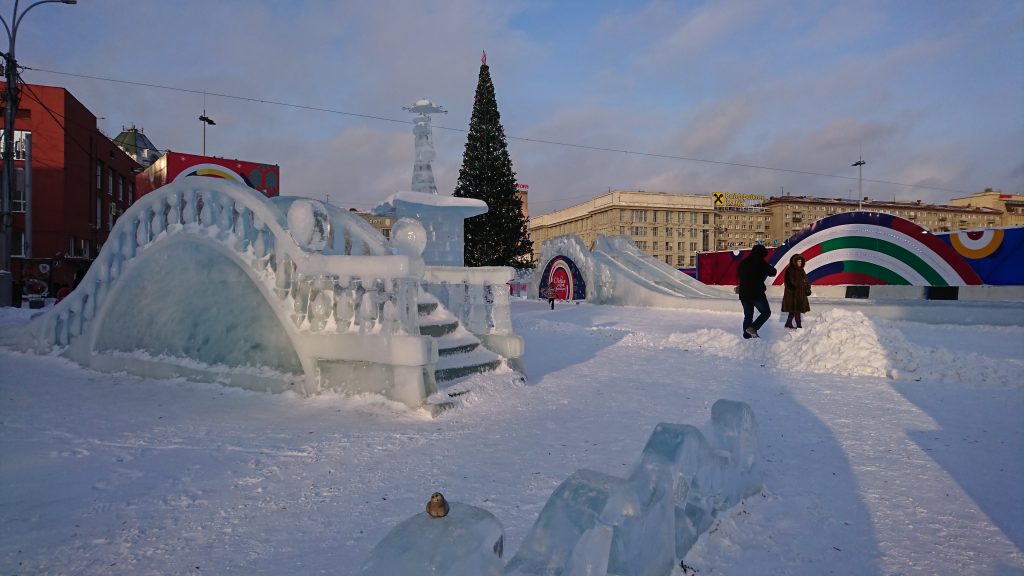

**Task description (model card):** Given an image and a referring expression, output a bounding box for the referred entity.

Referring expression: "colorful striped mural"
[768,212,983,287]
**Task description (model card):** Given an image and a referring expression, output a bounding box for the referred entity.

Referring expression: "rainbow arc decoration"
[173,163,249,186]
[769,212,982,286]
[538,255,587,300]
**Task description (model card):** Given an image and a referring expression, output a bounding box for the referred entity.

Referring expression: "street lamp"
[199,111,215,155]
[852,156,866,211]
[1,0,77,307]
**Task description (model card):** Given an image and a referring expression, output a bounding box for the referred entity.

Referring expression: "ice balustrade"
[35,180,419,349]
[358,400,763,576]
[12,179,453,403]
[422,266,514,335]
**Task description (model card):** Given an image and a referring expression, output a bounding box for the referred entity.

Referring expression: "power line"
[22,64,972,196]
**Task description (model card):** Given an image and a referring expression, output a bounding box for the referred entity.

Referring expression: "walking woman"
[782,253,811,329]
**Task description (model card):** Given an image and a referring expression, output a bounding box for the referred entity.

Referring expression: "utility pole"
[852,156,866,211]
[1,0,77,307]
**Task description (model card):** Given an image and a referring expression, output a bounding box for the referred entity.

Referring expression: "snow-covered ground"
[1,299,1022,575]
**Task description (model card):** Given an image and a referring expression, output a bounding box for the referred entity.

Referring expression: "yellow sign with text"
[712,192,764,207]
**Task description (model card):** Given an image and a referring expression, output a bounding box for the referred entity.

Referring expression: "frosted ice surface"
[356,501,505,576]
[506,469,637,575]
[507,401,762,573]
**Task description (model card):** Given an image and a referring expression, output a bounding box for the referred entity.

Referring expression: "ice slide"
[591,235,733,299]
[537,234,733,309]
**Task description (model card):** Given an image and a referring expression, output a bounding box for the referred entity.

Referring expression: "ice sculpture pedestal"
[357,501,505,576]
[374,191,487,267]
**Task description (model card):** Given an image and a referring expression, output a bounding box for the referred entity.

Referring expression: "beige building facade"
[948,188,1024,228]
[762,196,1001,240]
[528,191,716,267]
[530,190,1009,267]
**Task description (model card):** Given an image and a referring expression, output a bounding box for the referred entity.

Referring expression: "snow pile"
[654,308,1023,387]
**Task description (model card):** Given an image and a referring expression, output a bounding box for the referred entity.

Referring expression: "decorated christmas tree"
[453,52,533,268]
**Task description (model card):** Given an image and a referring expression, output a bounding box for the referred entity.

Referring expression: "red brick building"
[1,82,141,296]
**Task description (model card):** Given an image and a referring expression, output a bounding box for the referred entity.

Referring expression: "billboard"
[136,151,280,200]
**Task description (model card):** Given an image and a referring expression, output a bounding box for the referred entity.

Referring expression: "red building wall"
[1,82,141,293]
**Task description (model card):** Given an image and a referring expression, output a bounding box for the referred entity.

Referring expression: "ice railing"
[422,266,515,336]
[31,179,422,350]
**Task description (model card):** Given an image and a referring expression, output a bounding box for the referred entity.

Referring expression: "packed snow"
[1,298,1022,575]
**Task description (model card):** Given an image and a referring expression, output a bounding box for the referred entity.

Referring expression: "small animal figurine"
[426,492,449,518]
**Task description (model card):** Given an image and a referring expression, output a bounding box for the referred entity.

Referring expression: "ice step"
[434,345,504,387]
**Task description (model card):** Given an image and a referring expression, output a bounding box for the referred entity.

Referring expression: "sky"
[9,0,1024,215]
[1,299,1022,574]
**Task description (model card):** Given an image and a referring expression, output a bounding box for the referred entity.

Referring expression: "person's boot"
[795,314,802,329]
[784,313,794,329]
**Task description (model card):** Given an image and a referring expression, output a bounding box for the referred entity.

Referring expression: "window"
[664,242,671,251]
[678,242,685,251]
[632,209,646,223]
[12,167,25,212]
[652,211,658,223]
[96,161,103,189]
[118,175,124,201]
[128,183,135,205]
[651,227,659,237]
[631,226,647,237]
[702,213,710,225]
[619,210,626,222]
[96,198,102,228]
[702,230,710,251]
[12,230,25,256]
[108,170,114,196]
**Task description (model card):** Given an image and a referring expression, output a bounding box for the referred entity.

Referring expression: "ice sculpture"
[1,177,523,410]
[359,400,761,574]
[506,399,762,575]
[403,98,447,195]
[357,501,505,576]
[535,234,733,308]
[374,191,486,267]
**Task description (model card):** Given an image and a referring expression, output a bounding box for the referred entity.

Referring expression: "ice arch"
[11,177,497,406]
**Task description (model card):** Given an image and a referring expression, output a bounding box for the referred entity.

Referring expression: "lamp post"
[1,0,76,307]
[199,111,215,155]
[852,156,866,211]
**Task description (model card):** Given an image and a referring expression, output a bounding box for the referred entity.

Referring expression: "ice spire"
[403,99,447,195]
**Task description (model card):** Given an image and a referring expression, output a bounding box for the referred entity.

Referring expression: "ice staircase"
[417,291,504,393]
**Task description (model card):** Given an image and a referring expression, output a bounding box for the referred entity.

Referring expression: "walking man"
[737,244,777,339]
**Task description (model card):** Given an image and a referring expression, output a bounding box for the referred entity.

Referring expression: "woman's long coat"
[781,254,811,313]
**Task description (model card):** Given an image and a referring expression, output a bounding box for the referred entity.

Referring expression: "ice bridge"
[6,178,523,410]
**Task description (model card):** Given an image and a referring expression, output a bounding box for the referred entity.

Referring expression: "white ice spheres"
[357,501,505,576]
[390,217,427,258]
[286,198,331,251]
[360,400,761,574]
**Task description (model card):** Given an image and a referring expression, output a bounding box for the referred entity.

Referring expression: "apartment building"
[530,190,1008,269]
[762,196,1001,240]
[948,188,1024,228]
[528,190,716,267]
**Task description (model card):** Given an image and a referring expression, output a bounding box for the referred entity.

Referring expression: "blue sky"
[8,0,1023,214]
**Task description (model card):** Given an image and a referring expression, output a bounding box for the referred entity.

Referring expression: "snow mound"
[660,309,1022,387]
